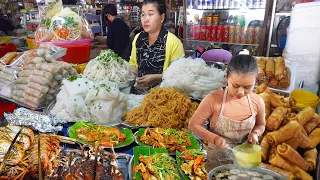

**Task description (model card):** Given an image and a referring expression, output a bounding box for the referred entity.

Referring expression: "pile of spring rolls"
[254,84,319,180]
[12,47,77,108]
[0,66,20,85]
[256,57,290,89]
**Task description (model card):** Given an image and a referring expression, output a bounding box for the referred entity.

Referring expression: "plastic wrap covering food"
[51,8,82,41]
[283,2,320,92]
[35,0,93,42]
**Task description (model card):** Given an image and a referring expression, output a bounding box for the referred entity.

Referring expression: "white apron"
[206,88,256,171]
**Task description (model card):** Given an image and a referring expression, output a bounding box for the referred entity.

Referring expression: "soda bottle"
[239,15,246,44]
[211,23,217,41]
[254,21,261,44]
[216,23,223,42]
[222,21,229,42]
[234,16,241,43]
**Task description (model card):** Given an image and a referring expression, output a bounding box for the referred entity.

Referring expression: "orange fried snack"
[267,121,301,146]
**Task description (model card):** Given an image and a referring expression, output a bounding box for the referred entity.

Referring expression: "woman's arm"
[188,94,219,144]
[252,97,266,136]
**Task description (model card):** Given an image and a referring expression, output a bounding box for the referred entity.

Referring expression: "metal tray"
[208,164,286,180]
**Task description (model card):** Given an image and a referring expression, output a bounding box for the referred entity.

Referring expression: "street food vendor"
[129,0,184,88]
[188,55,266,171]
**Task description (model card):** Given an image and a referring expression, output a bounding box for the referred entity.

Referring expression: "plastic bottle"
[222,20,229,42]
[247,23,254,44]
[234,16,241,43]
[239,15,246,44]
[228,16,235,43]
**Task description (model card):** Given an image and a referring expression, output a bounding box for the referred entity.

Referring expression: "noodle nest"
[125,87,199,129]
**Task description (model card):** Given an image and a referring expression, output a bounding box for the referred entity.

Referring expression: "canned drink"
[216,25,222,42]
[240,26,246,44]
[190,24,196,39]
[196,24,201,40]
[247,26,254,44]
[211,25,217,41]
[207,16,213,26]
[234,25,241,43]
[200,24,207,40]
[254,26,260,44]
[206,25,212,40]
[228,25,235,42]
[222,25,229,42]
[224,0,230,9]
[213,15,219,25]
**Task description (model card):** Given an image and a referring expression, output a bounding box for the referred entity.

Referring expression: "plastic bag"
[50,8,82,41]
[35,24,54,42]
[39,43,67,60]
[81,16,94,39]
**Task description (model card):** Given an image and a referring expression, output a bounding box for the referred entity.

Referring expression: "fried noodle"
[125,87,199,129]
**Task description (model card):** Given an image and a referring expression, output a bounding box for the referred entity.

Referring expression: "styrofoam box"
[256,57,296,94]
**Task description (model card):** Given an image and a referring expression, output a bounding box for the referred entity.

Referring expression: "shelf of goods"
[183,0,274,56]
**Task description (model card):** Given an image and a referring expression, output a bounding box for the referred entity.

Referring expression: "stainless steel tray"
[208,164,286,180]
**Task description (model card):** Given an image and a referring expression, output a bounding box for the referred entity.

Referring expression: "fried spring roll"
[266,107,287,131]
[304,114,319,134]
[267,121,301,145]
[257,57,267,80]
[260,163,295,180]
[254,83,267,94]
[269,92,285,108]
[298,131,312,149]
[277,143,309,171]
[259,92,271,118]
[284,137,301,149]
[297,106,315,126]
[268,77,279,88]
[265,58,275,78]
[258,77,269,86]
[261,136,270,161]
[284,97,296,108]
[293,166,313,180]
[308,128,320,148]
[303,148,318,172]
[279,73,290,88]
[275,57,285,80]
[285,113,298,122]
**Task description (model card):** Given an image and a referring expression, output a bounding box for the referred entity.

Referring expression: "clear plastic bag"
[38,43,67,60]
[81,16,94,39]
[50,8,82,41]
[35,23,54,42]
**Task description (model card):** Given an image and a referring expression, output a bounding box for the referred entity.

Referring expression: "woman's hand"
[136,74,161,87]
[248,132,259,145]
[214,136,229,149]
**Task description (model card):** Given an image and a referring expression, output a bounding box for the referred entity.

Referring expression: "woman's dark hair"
[143,0,167,22]
[226,55,258,77]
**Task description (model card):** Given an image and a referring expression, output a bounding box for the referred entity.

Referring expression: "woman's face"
[141,3,164,33]
[226,72,256,99]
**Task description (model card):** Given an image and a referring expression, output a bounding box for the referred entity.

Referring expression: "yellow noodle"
[125,88,199,129]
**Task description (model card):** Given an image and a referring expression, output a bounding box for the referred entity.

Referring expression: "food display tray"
[208,164,286,180]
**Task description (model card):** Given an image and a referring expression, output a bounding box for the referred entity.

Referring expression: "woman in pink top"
[188,55,266,171]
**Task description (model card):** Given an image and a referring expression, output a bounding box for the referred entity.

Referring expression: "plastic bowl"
[233,144,262,168]
[290,89,320,108]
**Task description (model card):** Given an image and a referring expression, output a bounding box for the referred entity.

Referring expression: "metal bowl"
[208,164,287,180]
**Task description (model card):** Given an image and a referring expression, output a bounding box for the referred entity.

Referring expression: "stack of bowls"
[290,89,320,108]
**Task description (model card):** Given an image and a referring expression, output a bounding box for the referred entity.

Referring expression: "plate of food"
[134,127,202,154]
[131,146,182,180]
[68,121,134,148]
[176,149,208,180]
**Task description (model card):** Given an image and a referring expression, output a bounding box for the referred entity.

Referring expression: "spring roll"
[260,163,295,180]
[16,77,29,85]
[28,82,49,94]
[303,148,318,172]
[268,77,279,88]
[298,131,312,149]
[254,83,268,94]
[284,97,296,108]
[266,107,287,131]
[267,120,301,145]
[297,107,315,126]
[304,114,319,134]
[285,113,298,122]
[308,128,320,148]
[0,52,17,65]
[25,88,45,98]
[293,166,313,180]
[269,150,294,172]
[284,137,301,149]
[277,143,309,171]
[259,92,271,118]
[257,57,267,80]
[258,77,269,86]
[29,75,50,86]
[275,57,285,80]
[269,92,285,108]
[261,136,270,161]
[279,72,290,88]
[265,58,275,78]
